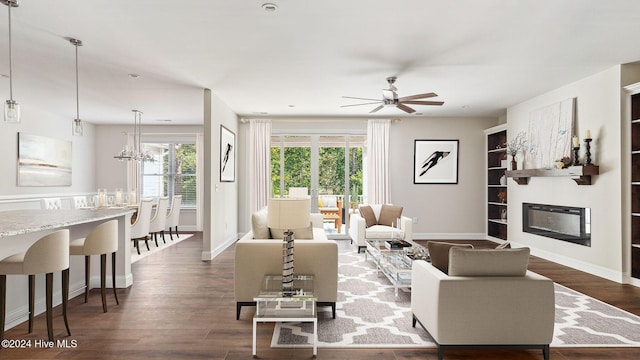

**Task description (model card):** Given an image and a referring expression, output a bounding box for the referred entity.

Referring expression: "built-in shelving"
[628,82,640,280]
[505,166,600,185]
[485,125,507,241]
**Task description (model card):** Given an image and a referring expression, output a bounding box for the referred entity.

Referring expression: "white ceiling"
[1,0,640,125]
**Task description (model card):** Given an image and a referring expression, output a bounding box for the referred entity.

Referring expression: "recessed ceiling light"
[252,111,269,115]
[262,3,278,12]
[288,104,295,108]
[128,73,140,78]
[156,119,172,122]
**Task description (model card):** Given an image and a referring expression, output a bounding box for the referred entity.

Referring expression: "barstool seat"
[0,229,71,343]
[69,220,119,313]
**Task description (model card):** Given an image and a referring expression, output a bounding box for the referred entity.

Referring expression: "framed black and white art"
[220,125,235,182]
[413,139,459,184]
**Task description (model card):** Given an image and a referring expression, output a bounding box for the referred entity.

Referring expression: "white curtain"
[366,119,390,204]
[249,119,272,212]
[196,133,204,231]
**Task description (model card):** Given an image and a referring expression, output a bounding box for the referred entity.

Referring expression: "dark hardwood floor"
[2,234,640,359]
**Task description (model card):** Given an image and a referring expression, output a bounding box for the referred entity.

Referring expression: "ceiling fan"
[341,76,444,114]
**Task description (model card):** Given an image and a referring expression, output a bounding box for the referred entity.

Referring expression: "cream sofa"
[349,204,412,253]
[411,247,555,360]
[234,212,338,320]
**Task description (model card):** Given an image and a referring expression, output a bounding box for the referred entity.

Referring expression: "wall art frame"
[413,139,459,184]
[220,125,235,182]
[18,132,72,187]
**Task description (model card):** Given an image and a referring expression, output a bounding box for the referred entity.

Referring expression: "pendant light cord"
[74,41,79,120]
[7,1,14,101]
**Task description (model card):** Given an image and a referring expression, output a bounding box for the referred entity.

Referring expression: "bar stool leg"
[84,256,90,303]
[100,254,107,313]
[28,274,35,333]
[0,274,6,343]
[62,268,71,336]
[45,272,54,341]
[112,252,119,305]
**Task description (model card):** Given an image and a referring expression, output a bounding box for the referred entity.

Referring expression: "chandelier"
[113,110,154,162]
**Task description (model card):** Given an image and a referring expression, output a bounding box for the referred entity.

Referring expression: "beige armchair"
[411,247,555,360]
[348,204,412,253]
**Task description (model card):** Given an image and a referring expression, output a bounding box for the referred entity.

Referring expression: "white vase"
[500,174,507,185]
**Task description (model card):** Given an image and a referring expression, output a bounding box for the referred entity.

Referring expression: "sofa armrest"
[348,213,367,246]
[411,260,555,345]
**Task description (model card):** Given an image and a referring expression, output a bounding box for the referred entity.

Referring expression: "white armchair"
[348,204,412,253]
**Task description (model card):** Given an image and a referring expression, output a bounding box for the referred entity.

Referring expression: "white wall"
[0,101,96,202]
[202,90,238,260]
[506,65,640,282]
[390,117,499,238]
[236,116,499,239]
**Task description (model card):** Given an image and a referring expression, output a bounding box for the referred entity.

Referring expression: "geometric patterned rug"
[272,249,640,348]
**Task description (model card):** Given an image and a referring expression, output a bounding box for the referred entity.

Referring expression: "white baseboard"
[413,232,485,240]
[201,233,237,261]
[510,240,626,284]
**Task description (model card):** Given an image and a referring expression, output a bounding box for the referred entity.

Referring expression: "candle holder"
[573,146,580,166]
[584,138,593,166]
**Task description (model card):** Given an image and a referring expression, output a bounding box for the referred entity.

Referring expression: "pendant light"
[3,0,20,123]
[70,38,83,136]
[114,110,154,162]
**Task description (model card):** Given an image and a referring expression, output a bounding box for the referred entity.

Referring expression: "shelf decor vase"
[511,158,517,170]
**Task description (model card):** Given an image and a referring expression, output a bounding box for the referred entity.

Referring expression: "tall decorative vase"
[511,157,517,170]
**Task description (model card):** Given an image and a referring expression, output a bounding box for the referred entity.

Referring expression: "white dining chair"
[40,197,62,210]
[69,220,119,313]
[72,196,89,209]
[0,229,71,342]
[149,197,169,246]
[131,199,153,255]
[165,195,182,241]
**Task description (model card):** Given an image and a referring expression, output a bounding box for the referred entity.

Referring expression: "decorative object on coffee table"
[267,197,310,296]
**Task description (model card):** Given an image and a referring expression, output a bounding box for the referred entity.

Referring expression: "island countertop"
[0,208,135,238]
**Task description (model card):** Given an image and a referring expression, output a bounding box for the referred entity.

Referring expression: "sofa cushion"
[364,225,404,239]
[448,247,530,277]
[270,223,314,240]
[378,205,403,227]
[427,241,474,274]
[359,205,377,228]
[251,208,270,239]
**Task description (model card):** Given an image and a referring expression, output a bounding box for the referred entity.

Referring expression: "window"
[141,142,197,207]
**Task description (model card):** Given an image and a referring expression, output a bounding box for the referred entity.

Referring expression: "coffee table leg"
[313,318,318,356]
[253,319,257,357]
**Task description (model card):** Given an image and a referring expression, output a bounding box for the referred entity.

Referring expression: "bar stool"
[0,229,71,342]
[69,220,119,313]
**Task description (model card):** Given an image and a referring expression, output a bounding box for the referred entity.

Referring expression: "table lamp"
[267,197,310,296]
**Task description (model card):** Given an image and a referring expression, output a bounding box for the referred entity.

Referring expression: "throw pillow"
[251,208,270,239]
[448,247,530,277]
[270,223,314,240]
[378,205,403,227]
[427,241,474,274]
[359,205,377,228]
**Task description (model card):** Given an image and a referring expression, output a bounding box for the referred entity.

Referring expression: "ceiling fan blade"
[342,96,381,102]
[369,105,384,113]
[401,100,445,106]
[396,103,416,113]
[398,92,438,102]
[340,101,383,108]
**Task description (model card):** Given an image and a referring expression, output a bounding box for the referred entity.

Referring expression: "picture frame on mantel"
[413,139,459,184]
[220,125,235,182]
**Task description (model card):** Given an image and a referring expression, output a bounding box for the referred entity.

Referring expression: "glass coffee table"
[253,275,317,357]
[365,239,429,296]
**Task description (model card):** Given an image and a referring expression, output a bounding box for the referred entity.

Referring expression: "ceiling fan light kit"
[342,76,444,114]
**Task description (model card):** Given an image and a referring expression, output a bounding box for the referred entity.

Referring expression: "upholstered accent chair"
[411,247,555,360]
[348,204,413,253]
[41,197,62,210]
[165,195,182,240]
